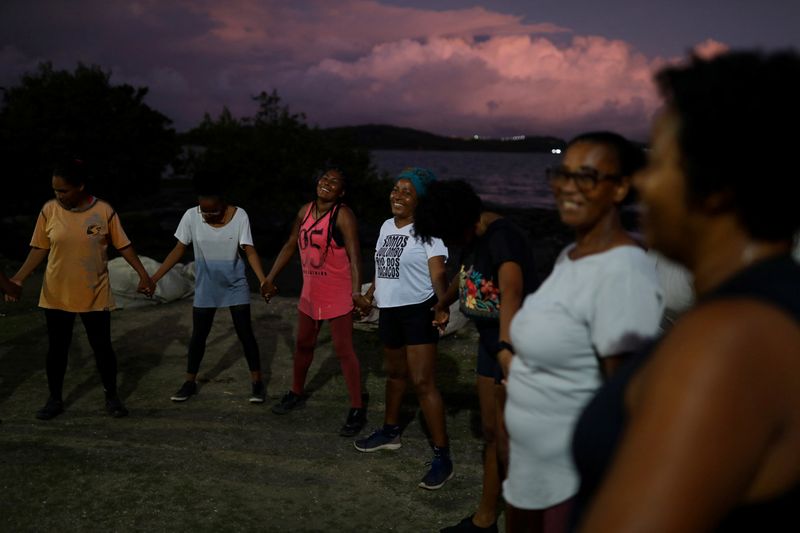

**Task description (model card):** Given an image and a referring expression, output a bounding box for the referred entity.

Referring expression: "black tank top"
[570,254,800,532]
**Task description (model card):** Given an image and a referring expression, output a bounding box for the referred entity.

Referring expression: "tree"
[181,90,392,251]
[0,62,177,215]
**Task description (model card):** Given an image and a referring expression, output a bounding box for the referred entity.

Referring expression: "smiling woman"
[263,168,369,437]
[572,50,800,533]
[503,132,663,533]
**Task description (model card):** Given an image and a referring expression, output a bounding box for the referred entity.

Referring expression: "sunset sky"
[1,0,798,139]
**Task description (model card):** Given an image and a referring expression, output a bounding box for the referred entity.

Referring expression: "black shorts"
[477,325,503,383]
[378,297,439,349]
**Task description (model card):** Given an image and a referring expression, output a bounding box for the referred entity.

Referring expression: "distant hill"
[323,124,566,153]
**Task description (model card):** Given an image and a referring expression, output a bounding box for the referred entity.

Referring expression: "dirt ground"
[0,285,500,532]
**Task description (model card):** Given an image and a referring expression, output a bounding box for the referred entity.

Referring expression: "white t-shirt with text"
[373,218,448,308]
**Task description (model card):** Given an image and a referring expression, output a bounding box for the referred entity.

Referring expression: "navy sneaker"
[170,381,197,402]
[353,426,401,452]
[35,397,64,420]
[419,447,454,490]
[271,390,306,414]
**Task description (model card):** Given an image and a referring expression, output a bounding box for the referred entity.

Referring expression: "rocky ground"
[0,287,501,532]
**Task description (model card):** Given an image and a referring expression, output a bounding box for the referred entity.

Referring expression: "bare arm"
[428,255,449,304]
[12,247,49,283]
[578,300,800,533]
[5,247,49,302]
[432,274,459,332]
[151,241,187,284]
[263,205,305,298]
[496,261,523,378]
[338,205,372,313]
[242,244,271,300]
[118,244,156,296]
[336,205,366,298]
[0,271,21,299]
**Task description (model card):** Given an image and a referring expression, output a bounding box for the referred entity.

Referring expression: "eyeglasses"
[545,166,620,192]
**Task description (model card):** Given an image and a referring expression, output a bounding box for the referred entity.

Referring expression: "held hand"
[137,276,156,298]
[4,278,22,302]
[352,294,373,316]
[432,304,450,333]
[261,279,278,302]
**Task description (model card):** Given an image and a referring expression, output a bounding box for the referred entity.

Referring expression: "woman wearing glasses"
[152,171,270,405]
[502,132,664,533]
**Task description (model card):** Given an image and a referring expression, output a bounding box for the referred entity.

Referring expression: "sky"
[1,0,799,140]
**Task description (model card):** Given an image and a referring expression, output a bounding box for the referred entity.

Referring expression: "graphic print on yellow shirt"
[31,198,130,312]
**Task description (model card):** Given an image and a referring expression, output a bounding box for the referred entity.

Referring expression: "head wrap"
[396,167,437,197]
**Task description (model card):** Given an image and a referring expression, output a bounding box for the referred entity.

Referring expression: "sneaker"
[249,381,266,403]
[170,381,197,402]
[419,448,454,490]
[440,515,498,533]
[339,407,367,437]
[353,427,402,452]
[105,396,129,418]
[271,390,306,414]
[35,397,64,420]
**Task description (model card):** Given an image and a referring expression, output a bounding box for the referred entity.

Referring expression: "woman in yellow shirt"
[11,159,154,420]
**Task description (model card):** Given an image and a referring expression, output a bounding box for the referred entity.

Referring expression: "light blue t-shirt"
[175,206,253,308]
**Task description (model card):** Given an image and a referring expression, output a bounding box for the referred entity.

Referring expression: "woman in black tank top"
[571,51,800,532]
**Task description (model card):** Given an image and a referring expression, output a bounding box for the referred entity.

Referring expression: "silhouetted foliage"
[0,62,177,215]
[180,90,392,249]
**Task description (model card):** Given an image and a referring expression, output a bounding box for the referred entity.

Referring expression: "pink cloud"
[0,0,729,138]
[692,38,729,59]
[294,33,667,138]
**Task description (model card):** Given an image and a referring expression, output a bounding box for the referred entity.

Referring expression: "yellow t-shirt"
[31,198,131,312]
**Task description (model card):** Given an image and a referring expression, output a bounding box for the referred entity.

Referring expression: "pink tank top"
[297,202,353,320]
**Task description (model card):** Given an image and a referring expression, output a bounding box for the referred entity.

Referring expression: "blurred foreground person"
[573,50,800,532]
[505,132,663,533]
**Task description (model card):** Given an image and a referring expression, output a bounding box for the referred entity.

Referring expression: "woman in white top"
[503,132,664,532]
[353,167,453,491]
[152,172,270,404]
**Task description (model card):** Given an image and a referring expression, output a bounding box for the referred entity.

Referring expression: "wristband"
[494,340,514,357]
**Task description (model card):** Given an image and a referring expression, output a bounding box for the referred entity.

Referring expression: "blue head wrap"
[396,167,437,197]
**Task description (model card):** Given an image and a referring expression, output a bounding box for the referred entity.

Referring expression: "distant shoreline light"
[471,134,528,141]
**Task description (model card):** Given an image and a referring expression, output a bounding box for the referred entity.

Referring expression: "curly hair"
[655,50,800,241]
[413,180,482,244]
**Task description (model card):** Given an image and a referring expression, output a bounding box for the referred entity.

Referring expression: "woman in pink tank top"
[263,169,370,437]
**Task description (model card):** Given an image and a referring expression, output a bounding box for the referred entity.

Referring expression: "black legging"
[187,304,261,374]
[45,309,118,400]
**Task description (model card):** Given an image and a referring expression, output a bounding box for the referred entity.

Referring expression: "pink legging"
[292,311,363,408]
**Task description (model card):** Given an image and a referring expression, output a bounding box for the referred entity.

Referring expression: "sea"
[370,150,560,210]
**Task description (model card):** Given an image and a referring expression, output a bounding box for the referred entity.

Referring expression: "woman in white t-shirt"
[503,132,664,532]
[353,168,453,491]
[151,173,270,404]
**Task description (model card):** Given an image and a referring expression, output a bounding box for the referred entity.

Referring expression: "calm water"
[370,149,560,209]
